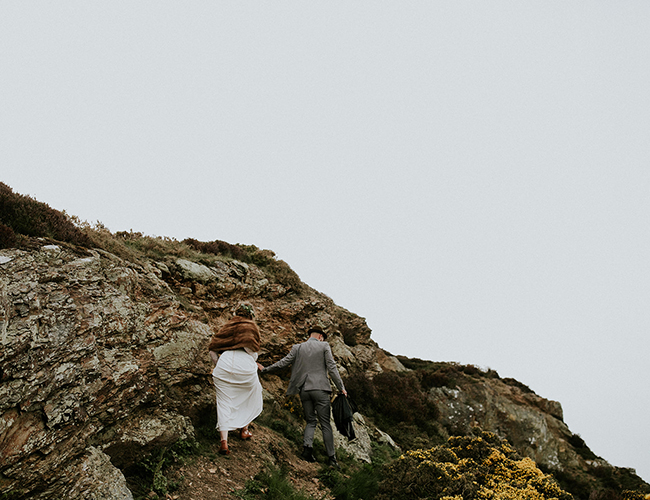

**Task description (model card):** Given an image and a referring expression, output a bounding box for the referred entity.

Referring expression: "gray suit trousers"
[300,389,335,457]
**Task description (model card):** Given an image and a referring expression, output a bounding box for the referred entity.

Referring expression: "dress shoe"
[219,440,230,455]
[328,456,340,470]
[301,446,315,462]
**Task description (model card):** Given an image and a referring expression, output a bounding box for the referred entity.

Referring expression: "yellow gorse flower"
[380,432,575,500]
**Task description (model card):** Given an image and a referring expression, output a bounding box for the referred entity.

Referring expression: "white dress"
[212,349,263,431]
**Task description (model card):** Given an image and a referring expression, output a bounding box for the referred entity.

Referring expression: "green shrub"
[182,239,305,293]
[256,397,305,449]
[396,358,500,391]
[343,370,444,450]
[420,364,458,388]
[317,443,398,500]
[568,434,597,460]
[345,371,438,427]
[326,462,381,500]
[183,237,245,261]
[502,378,535,394]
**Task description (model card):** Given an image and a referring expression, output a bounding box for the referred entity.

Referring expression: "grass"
[318,443,398,500]
[85,227,305,295]
[232,442,399,500]
[255,396,306,450]
[232,465,317,500]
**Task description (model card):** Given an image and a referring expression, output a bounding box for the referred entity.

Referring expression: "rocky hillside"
[1,184,648,499]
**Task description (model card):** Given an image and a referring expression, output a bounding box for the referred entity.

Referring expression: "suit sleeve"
[324,344,346,392]
[262,344,298,374]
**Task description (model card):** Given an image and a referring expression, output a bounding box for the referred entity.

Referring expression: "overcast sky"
[2,1,649,482]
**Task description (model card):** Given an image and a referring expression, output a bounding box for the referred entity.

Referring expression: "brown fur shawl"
[208,316,261,353]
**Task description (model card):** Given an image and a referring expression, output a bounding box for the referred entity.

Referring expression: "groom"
[258,326,347,468]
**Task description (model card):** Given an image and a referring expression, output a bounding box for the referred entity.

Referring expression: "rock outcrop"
[430,381,569,470]
[1,238,647,499]
[0,241,379,498]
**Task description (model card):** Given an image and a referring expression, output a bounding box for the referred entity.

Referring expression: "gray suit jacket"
[262,338,346,395]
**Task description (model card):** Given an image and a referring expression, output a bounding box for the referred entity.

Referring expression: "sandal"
[219,440,230,455]
[240,428,253,440]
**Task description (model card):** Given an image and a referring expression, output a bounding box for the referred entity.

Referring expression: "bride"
[208,303,263,455]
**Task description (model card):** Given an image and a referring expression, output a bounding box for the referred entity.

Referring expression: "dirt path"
[165,424,334,499]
